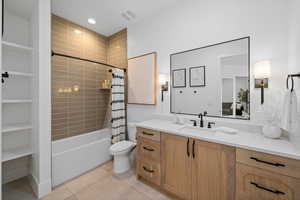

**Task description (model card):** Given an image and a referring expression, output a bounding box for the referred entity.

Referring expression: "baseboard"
[29,175,52,198]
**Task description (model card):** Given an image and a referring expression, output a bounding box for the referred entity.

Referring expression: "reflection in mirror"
[170,37,250,119]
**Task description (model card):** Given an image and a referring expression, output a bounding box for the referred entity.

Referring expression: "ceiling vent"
[121,10,136,21]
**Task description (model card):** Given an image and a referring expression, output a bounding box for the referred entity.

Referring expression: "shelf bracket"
[2,71,9,83]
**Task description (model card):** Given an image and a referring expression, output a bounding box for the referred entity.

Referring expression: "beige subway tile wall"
[51,15,127,140]
[107,29,128,68]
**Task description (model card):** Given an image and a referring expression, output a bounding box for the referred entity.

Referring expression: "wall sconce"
[159,74,169,102]
[253,60,271,104]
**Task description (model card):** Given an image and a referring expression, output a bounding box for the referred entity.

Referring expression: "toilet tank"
[127,123,137,142]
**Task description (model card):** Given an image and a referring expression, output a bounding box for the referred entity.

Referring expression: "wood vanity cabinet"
[136,127,300,200]
[236,148,300,200]
[236,163,300,200]
[160,133,235,200]
[136,128,162,186]
[161,133,192,200]
[192,140,236,200]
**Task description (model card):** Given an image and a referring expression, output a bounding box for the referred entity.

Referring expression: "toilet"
[110,123,137,174]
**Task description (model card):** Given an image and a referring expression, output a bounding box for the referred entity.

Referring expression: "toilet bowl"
[110,123,136,174]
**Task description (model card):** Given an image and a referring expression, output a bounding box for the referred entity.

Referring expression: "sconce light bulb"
[159,74,168,85]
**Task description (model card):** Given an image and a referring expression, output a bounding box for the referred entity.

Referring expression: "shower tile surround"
[51,15,127,140]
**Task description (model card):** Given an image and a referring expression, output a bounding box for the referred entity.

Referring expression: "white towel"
[281,90,298,131]
[281,90,300,149]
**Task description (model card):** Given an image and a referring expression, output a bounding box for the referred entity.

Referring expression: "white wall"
[127,0,289,123]
[30,0,52,198]
[0,1,2,198]
[288,0,300,107]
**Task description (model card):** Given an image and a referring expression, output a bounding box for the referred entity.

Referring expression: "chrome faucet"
[198,111,207,128]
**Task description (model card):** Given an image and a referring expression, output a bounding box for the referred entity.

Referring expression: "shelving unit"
[2,99,32,103]
[2,41,33,51]
[1,0,36,185]
[2,123,32,133]
[3,71,33,77]
[2,146,33,162]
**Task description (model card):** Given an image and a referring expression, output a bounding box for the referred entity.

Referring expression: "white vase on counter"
[262,124,282,139]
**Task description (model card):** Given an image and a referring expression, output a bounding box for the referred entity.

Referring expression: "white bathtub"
[52,129,112,186]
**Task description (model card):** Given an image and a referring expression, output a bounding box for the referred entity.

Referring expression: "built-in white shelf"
[2,41,33,51]
[2,123,32,133]
[3,71,33,77]
[2,99,33,104]
[2,146,33,162]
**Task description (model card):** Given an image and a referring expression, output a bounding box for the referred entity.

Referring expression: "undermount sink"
[179,126,213,135]
[179,125,238,135]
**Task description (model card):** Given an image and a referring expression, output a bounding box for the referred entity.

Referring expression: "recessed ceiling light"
[88,18,96,24]
[74,29,82,34]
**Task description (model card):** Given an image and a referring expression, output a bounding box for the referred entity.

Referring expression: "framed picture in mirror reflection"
[172,69,186,88]
[189,66,206,87]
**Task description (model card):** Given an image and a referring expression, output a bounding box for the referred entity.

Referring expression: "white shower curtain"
[111,68,126,144]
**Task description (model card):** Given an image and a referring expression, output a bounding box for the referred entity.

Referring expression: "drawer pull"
[192,140,195,159]
[250,157,285,167]
[250,182,285,195]
[143,146,154,152]
[142,132,154,136]
[187,139,190,157]
[143,166,154,173]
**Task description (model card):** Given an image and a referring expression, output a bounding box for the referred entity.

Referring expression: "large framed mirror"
[170,37,250,120]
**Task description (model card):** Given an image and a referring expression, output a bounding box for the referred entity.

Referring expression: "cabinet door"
[161,133,192,200]
[236,163,300,200]
[192,140,236,200]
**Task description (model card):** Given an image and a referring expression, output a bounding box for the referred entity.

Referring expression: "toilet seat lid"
[110,140,135,153]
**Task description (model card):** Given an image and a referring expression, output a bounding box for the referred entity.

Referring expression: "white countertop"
[136,119,300,160]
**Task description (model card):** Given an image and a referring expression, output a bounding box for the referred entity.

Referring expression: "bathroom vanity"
[136,119,300,200]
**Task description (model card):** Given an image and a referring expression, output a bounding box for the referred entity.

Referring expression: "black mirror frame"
[169,36,251,120]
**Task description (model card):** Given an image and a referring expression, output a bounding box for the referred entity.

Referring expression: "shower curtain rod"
[51,51,126,72]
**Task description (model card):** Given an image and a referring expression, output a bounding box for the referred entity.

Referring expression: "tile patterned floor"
[3,161,172,200]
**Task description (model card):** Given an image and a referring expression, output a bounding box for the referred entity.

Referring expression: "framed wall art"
[189,66,206,87]
[172,69,186,88]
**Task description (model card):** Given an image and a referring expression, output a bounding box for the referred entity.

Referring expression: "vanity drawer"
[138,137,161,162]
[137,127,161,142]
[137,159,161,186]
[236,163,300,200]
[236,148,300,179]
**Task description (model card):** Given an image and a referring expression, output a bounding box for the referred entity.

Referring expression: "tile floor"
[3,161,173,200]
